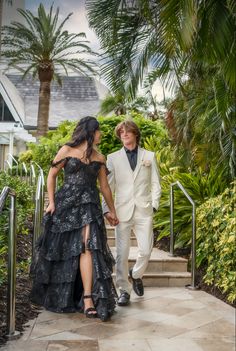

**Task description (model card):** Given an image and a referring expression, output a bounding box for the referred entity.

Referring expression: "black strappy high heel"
[83,295,97,318]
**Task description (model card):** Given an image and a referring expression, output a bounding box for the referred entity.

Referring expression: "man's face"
[119,127,137,147]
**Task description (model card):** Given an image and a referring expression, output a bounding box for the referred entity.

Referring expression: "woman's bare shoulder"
[93,150,106,163]
[55,145,71,158]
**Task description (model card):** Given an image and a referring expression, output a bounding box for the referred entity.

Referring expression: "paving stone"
[99,339,151,351]
[47,340,99,351]
[2,288,235,351]
[1,341,48,351]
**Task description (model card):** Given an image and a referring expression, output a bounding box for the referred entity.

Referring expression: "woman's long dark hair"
[66,116,100,161]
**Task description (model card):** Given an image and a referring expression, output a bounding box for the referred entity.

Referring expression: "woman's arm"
[46,146,69,214]
[97,159,119,226]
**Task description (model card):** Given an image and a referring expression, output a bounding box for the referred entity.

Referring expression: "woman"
[30,116,119,322]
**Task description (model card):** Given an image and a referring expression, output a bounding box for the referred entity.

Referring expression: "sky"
[25,0,100,52]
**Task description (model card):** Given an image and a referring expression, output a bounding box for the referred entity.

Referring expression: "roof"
[0,122,36,144]
[5,74,109,128]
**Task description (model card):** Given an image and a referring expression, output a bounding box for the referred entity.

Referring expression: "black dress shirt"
[125,146,138,171]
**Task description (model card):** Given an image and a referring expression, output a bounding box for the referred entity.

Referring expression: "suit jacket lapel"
[133,147,144,180]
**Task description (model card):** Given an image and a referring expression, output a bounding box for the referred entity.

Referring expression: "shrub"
[196,182,236,304]
[144,136,229,248]
[153,166,228,247]
[0,173,34,285]
[19,113,169,174]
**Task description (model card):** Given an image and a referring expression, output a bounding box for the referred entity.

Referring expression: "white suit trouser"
[115,206,153,294]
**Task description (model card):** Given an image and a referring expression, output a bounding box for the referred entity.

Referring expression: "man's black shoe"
[129,268,144,296]
[117,291,130,306]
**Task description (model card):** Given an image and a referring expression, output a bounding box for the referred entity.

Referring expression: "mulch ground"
[0,231,41,346]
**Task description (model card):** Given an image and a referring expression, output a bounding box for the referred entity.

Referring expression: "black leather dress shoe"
[117,291,130,306]
[129,268,144,296]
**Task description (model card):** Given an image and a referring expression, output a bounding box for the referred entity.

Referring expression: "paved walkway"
[2,287,235,351]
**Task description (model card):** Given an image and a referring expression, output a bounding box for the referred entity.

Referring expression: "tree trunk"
[36,80,51,137]
[0,0,3,60]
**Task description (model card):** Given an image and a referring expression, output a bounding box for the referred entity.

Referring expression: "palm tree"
[100,91,156,118]
[0,0,12,59]
[100,93,127,116]
[86,0,236,176]
[86,0,235,95]
[2,3,96,136]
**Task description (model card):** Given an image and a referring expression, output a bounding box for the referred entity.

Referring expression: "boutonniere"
[142,160,151,167]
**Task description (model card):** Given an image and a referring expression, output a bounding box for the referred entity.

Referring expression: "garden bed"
[0,232,41,346]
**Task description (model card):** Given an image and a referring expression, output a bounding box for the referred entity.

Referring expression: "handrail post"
[0,187,20,340]
[33,176,41,257]
[4,160,12,175]
[32,170,45,258]
[7,193,20,339]
[30,164,36,186]
[170,181,200,290]
[7,154,18,176]
[169,185,175,257]
[190,203,197,289]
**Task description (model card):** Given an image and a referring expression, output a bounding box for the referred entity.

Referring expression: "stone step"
[110,247,189,273]
[107,236,137,247]
[112,271,191,287]
[106,226,137,246]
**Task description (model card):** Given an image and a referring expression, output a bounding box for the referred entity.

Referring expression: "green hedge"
[19,113,169,174]
[196,182,236,304]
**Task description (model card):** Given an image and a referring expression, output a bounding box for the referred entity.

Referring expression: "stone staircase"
[106,225,191,287]
[44,192,191,287]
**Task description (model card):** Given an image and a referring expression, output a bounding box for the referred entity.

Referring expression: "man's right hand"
[105,212,119,226]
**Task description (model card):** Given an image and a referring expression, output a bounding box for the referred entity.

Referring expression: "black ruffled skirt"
[30,202,117,320]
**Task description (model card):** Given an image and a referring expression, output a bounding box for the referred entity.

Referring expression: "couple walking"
[30,116,161,322]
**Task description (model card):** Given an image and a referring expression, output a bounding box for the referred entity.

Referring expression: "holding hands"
[105,212,119,227]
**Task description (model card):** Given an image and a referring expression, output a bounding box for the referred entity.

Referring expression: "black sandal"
[84,295,97,318]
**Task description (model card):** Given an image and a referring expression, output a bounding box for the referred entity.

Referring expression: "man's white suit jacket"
[103,147,162,222]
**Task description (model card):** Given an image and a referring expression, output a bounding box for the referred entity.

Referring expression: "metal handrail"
[32,171,45,257]
[7,154,18,176]
[0,187,20,340]
[19,162,28,180]
[29,164,36,186]
[170,181,199,290]
[4,160,12,175]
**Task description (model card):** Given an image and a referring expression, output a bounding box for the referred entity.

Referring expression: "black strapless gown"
[30,157,116,321]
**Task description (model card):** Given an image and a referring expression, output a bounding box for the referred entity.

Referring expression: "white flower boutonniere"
[142,160,151,167]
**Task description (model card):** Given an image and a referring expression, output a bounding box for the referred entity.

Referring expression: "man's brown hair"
[115,120,141,144]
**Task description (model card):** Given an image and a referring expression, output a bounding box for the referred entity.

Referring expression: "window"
[0,94,15,122]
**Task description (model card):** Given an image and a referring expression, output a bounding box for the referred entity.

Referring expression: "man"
[103,120,161,306]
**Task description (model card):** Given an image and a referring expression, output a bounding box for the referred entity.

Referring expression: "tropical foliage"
[143,136,229,248]
[196,182,236,303]
[86,0,236,176]
[19,113,169,173]
[100,87,160,119]
[1,3,96,136]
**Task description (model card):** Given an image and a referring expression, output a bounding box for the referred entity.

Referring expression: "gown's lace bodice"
[49,157,107,233]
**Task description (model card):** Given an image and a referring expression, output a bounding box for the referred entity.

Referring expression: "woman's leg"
[80,224,96,314]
